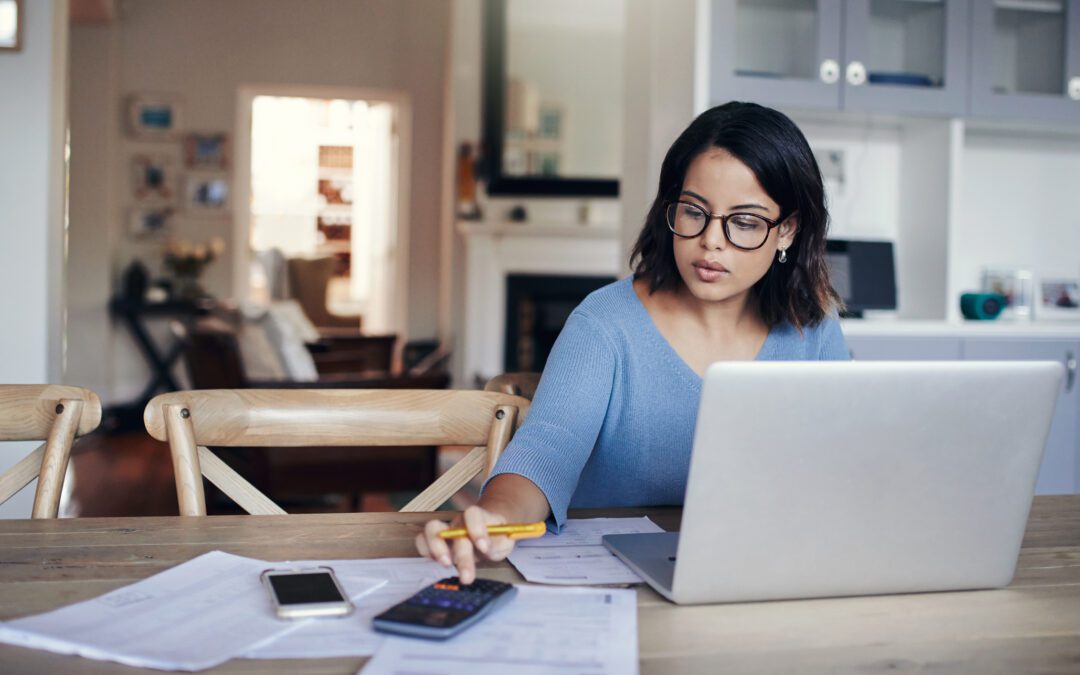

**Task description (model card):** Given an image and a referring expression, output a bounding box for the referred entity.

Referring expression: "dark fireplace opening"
[504,273,617,373]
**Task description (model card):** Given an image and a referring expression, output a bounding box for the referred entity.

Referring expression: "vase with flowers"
[164,237,225,302]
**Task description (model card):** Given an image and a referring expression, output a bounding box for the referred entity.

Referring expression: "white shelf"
[457,220,619,239]
[842,319,1080,339]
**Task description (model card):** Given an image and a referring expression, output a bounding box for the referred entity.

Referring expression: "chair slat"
[197,446,287,516]
[0,385,101,440]
[32,399,83,518]
[145,389,526,447]
[146,389,530,516]
[0,443,46,505]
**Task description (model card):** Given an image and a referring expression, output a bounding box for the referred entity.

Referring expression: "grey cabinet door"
[710,0,843,111]
[963,338,1080,495]
[969,0,1080,124]
[842,0,970,116]
[845,335,963,360]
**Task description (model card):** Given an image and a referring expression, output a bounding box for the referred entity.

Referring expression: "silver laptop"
[603,361,1063,605]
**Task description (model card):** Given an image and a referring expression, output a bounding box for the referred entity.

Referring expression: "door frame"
[234,84,412,337]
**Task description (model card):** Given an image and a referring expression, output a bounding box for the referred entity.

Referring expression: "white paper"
[244,557,451,659]
[0,550,338,671]
[359,585,638,675]
[507,517,665,585]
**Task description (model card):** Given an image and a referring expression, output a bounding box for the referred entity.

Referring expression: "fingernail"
[439,555,451,566]
[476,538,489,553]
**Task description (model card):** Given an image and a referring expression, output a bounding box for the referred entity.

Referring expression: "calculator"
[372,577,517,640]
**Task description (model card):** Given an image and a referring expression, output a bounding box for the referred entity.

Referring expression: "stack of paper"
[507,517,665,585]
[0,551,433,670]
[360,585,639,675]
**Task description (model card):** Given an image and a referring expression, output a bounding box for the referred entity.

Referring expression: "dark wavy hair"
[630,101,840,329]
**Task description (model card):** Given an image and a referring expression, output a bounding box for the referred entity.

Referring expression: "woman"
[417,102,848,582]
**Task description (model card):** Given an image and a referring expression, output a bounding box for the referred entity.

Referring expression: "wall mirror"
[483,0,623,196]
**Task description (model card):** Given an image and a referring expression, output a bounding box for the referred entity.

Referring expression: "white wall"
[67,0,449,402]
[952,128,1080,317]
[0,0,68,517]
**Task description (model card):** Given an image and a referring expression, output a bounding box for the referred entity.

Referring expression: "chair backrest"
[0,385,102,518]
[144,389,530,516]
[286,257,360,330]
[485,372,541,401]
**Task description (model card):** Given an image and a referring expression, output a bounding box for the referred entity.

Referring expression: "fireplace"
[504,274,617,372]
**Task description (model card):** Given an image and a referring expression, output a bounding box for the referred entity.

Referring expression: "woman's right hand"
[415,505,518,584]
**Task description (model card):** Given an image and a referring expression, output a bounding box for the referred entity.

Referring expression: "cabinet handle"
[819,59,840,85]
[846,61,867,87]
[1069,77,1080,101]
[1067,352,1077,392]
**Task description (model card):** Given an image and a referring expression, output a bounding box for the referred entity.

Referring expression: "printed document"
[0,550,383,671]
[360,585,639,675]
[507,517,665,585]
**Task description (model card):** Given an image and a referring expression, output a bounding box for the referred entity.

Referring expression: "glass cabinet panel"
[992,0,1066,95]
[734,0,820,80]
[865,0,947,90]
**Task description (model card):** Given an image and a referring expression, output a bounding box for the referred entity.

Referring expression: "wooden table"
[1,497,1078,674]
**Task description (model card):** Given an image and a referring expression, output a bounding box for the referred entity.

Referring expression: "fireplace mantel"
[458,220,623,384]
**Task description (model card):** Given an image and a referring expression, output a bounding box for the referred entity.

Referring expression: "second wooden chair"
[0,385,102,518]
[143,389,530,516]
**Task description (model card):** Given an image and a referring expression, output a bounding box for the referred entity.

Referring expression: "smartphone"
[260,567,354,619]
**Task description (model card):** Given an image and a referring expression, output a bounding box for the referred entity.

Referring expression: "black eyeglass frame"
[664,200,787,251]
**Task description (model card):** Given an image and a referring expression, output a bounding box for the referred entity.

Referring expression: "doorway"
[236,86,408,334]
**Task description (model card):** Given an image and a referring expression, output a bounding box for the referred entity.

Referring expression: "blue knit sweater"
[485,276,850,528]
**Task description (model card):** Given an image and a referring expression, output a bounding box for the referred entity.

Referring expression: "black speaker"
[960,293,1007,320]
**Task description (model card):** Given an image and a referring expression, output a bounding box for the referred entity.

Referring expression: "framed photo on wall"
[184,132,229,169]
[128,206,174,239]
[127,94,184,140]
[0,0,22,52]
[184,172,230,214]
[131,154,177,203]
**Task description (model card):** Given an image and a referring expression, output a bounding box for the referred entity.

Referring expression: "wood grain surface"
[0,498,1077,674]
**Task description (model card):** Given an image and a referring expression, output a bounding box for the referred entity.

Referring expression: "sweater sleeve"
[483,308,617,528]
[817,316,851,360]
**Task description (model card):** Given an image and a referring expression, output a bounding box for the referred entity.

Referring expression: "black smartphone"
[261,567,353,619]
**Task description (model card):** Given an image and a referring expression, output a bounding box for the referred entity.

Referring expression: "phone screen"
[268,572,345,605]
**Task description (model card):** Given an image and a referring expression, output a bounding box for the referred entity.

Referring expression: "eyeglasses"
[665,201,784,251]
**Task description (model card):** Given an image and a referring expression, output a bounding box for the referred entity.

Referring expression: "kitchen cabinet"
[969,0,1080,124]
[710,0,970,117]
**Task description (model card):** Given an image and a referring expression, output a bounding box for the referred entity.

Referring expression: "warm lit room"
[1,0,1078,672]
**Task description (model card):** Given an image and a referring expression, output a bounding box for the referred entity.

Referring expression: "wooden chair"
[286,256,362,331]
[485,372,541,401]
[0,385,102,518]
[144,389,530,516]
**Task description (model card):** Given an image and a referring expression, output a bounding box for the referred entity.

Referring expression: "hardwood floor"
[66,432,477,517]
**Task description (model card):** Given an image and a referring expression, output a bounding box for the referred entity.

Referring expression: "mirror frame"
[482,0,620,197]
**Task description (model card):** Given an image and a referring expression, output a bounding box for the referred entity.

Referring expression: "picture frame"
[1036,278,1080,320]
[184,172,230,214]
[131,154,177,204]
[0,0,22,52]
[184,132,229,169]
[981,268,1034,320]
[127,94,184,140]
[128,206,174,239]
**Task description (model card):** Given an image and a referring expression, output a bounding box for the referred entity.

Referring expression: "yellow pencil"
[437,521,547,540]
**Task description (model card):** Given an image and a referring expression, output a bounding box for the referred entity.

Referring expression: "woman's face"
[672,148,797,306]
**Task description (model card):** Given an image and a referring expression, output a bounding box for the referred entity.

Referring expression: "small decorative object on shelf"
[456,142,482,220]
[164,237,225,302]
[981,268,1033,321]
[121,260,149,304]
[1036,278,1080,320]
[507,204,528,223]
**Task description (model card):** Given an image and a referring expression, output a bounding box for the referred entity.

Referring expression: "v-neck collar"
[621,277,777,388]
